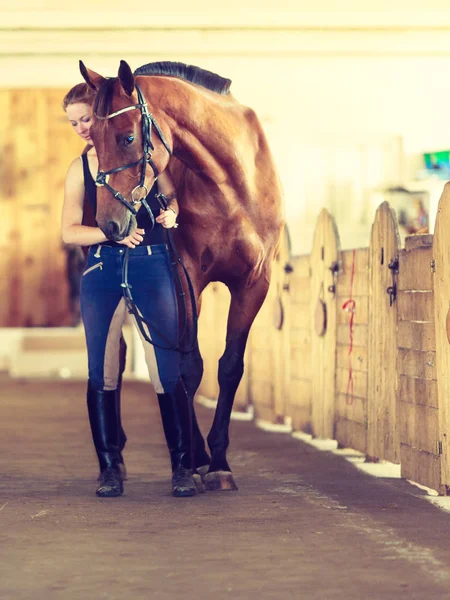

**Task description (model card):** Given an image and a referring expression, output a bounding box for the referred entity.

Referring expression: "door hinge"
[437,440,443,455]
[431,259,436,273]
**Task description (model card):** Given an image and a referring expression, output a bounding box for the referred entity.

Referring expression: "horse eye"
[123,135,134,146]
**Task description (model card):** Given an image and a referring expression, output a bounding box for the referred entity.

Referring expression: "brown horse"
[80,60,284,490]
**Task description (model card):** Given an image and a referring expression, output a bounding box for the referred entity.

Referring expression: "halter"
[94,84,172,221]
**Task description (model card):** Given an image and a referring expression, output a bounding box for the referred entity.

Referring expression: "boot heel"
[96,467,124,497]
[172,466,197,497]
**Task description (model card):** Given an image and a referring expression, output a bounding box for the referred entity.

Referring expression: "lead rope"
[342,249,356,405]
[120,198,198,354]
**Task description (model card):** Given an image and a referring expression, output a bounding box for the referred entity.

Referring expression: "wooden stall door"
[433,182,450,492]
[288,254,312,432]
[398,235,442,494]
[310,209,340,439]
[0,89,84,327]
[334,248,369,453]
[367,201,401,463]
[248,227,292,423]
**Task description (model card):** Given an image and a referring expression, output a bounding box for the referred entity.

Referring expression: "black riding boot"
[157,378,197,497]
[115,383,128,479]
[87,384,124,497]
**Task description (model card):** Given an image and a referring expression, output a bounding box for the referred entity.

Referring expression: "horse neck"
[150,79,247,190]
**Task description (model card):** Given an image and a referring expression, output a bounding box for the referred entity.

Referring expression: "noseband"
[94,84,172,220]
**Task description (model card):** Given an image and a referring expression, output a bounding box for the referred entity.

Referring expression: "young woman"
[62,83,196,499]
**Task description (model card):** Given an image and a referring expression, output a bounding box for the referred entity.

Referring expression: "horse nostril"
[102,220,122,241]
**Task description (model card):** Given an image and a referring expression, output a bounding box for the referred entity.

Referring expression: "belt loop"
[147,245,152,255]
[94,245,102,258]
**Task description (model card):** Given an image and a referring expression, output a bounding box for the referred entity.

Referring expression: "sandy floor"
[1,375,450,599]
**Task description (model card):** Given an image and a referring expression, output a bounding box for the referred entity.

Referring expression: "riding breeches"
[80,243,181,394]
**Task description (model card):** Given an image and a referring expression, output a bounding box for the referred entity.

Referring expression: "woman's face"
[66,102,93,143]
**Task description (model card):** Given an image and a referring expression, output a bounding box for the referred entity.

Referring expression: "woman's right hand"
[117,228,145,248]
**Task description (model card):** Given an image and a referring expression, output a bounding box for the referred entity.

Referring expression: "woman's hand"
[156,208,178,229]
[117,228,145,248]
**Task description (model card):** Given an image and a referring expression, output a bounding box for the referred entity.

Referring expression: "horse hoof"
[204,471,238,491]
[193,472,206,494]
[196,464,210,480]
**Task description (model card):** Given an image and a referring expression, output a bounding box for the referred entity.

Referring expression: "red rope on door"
[342,249,356,405]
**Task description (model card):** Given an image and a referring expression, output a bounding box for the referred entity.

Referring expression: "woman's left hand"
[156,208,178,229]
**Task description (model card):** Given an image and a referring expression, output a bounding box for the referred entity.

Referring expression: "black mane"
[134,61,232,95]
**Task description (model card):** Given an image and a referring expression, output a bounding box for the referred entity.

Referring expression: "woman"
[61,83,196,498]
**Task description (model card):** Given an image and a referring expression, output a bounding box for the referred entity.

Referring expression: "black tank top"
[81,153,167,246]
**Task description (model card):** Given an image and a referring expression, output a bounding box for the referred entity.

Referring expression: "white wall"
[3,3,450,253]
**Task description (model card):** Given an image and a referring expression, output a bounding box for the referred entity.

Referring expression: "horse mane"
[93,62,232,119]
[93,78,118,119]
[134,61,232,96]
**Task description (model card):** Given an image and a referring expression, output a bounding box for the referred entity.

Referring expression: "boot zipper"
[83,262,103,276]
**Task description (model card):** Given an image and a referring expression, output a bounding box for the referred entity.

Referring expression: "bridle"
[94,84,172,222]
[93,82,198,353]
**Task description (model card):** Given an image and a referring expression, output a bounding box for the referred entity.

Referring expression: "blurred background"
[1,0,450,376]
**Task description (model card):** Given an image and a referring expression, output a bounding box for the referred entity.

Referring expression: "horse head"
[79,60,172,241]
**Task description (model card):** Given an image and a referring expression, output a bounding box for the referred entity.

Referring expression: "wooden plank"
[0,90,19,326]
[397,375,438,409]
[336,367,368,400]
[291,327,311,349]
[336,344,368,373]
[336,273,369,297]
[340,248,369,274]
[337,324,368,347]
[397,321,436,351]
[432,182,450,488]
[337,295,369,326]
[367,201,401,464]
[399,401,440,455]
[250,380,275,418]
[335,393,366,424]
[288,378,312,433]
[291,255,310,279]
[398,245,433,291]
[310,209,339,439]
[290,279,311,303]
[404,234,434,252]
[397,348,437,380]
[291,306,310,330]
[400,444,444,495]
[397,291,434,322]
[335,419,367,454]
[291,345,312,379]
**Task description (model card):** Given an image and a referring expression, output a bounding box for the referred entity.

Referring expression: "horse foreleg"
[205,276,269,491]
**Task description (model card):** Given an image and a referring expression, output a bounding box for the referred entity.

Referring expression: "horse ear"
[118,60,135,96]
[79,61,106,90]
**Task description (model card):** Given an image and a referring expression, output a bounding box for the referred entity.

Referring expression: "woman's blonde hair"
[62,83,95,110]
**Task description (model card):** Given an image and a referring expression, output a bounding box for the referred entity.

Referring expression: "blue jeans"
[80,244,181,393]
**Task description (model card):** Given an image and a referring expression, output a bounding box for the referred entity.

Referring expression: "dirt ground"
[2,375,450,599]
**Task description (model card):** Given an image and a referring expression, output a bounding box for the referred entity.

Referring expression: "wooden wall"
[397,235,442,493]
[0,89,84,327]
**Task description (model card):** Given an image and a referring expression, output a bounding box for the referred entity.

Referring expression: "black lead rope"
[120,194,199,354]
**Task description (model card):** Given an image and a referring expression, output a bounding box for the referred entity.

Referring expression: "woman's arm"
[61,158,108,246]
[155,170,179,228]
[61,158,145,248]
